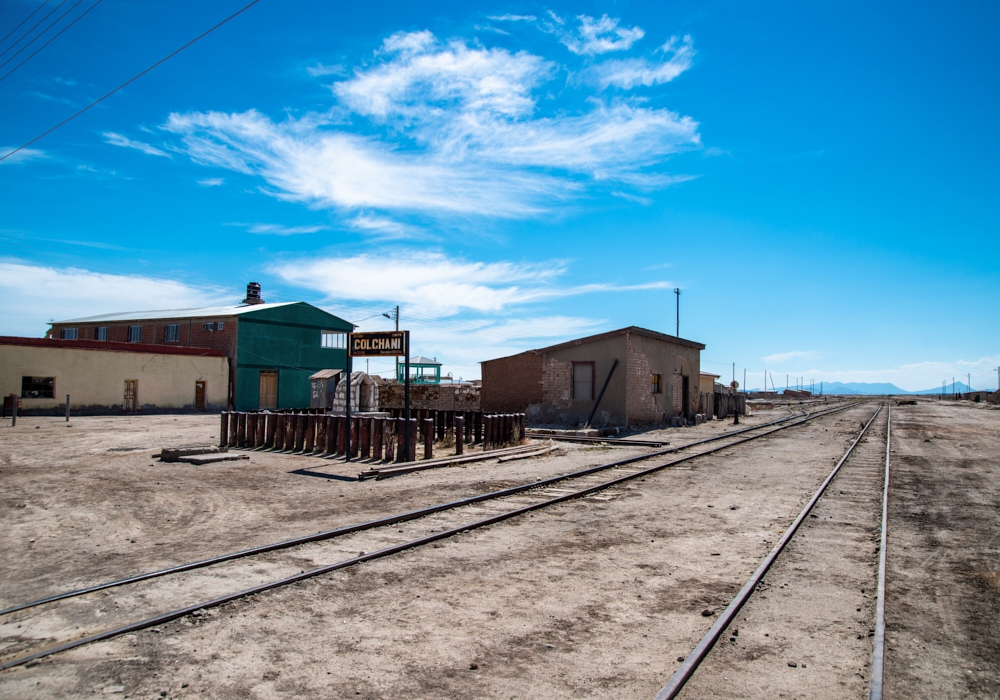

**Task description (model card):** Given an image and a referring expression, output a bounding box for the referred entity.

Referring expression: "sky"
[0,0,998,391]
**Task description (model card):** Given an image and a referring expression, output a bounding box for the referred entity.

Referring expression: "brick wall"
[672,372,684,414]
[378,382,481,411]
[626,336,661,423]
[481,351,543,412]
[540,357,572,407]
[50,317,238,359]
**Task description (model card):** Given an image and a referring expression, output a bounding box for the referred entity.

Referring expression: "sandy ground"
[1,400,995,698]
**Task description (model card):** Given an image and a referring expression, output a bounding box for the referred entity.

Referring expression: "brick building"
[47,284,353,411]
[481,327,704,427]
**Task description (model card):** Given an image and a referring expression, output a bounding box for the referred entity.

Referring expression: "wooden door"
[259,371,278,409]
[124,380,138,412]
[195,381,206,411]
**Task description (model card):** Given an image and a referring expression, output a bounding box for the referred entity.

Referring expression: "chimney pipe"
[242,282,264,305]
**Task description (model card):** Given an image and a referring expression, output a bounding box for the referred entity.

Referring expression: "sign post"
[349,330,410,462]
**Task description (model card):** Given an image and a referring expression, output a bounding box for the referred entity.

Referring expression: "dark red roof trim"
[0,336,226,357]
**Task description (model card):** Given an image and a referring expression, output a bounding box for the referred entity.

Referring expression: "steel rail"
[869,403,891,699]
[0,401,863,672]
[0,406,830,618]
[654,403,885,700]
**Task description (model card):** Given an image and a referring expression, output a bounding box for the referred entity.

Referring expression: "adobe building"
[0,336,228,414]
[47,283,353,411]
[481,326,705,427]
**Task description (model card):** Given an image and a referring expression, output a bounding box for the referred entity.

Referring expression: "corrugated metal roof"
[53,302,298,325]
[409,355,441,365]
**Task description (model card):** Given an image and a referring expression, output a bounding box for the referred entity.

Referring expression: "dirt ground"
[0,400,995,698]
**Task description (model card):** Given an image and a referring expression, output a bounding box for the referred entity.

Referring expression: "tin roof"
[409,355,441,365]
[310,369,342,380]
[482,326,705,364]
[52,302,298,325]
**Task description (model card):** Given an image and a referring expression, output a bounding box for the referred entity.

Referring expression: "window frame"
[164,324,180,343]
[571,361,596,401]
[59,328,78,340]
[204,322,215,332]
[127,325,142,343]
[321,330,347,349]
[21,376,55,399]
[94,326,108,341]
[651,373,662,394]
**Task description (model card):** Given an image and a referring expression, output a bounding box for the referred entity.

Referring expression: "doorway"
[195,381,206,411]
[682,374,690,420]
[124,380,138,412]
[259,371,278,409]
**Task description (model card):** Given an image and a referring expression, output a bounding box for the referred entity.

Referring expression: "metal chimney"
[242,282,264,305]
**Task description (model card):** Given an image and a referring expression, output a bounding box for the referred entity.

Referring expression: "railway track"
[0,400,864,673]
[655,402,892,699]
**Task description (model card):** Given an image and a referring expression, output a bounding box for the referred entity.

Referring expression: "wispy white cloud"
[272,251,670,316]
[586,35,694,89]
[0,147,47,165]
[163,29,699,223]
[306,62,345,77]
[487,14,536,22]
[348,213,424,239]
[559,14,645,55]
[197,177,225,186]
[0,260,229,336]
[762,350,820,364]
[246,223,330,235]
[103,132,171,158]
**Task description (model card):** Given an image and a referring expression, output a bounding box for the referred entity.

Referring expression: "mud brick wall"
[626,336,660,423]
[540,357,572,407]
[379,382,481,412]
[481,351,543,412]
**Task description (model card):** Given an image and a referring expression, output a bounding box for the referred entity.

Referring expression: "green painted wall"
[234,303,352,411]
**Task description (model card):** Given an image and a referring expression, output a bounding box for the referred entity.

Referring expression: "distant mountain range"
[749,381,975,395]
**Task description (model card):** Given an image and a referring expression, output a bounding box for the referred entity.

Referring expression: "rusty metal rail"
[0,401,862,673]
[869,403,891,700]
[653,403,885,700]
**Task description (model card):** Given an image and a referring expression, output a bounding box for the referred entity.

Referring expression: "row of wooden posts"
[219,411,525,461]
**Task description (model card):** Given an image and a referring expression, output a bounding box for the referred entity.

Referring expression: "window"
[204,322,215,332]
[95,327,107,341]
[164,324,180,342]
[21,376,54,399]
[572,362,595,400]
[321,330,346,349]
[59,328,78,340]
[127,325,142,343]
[216,321,224,331]
[652,373,662,394]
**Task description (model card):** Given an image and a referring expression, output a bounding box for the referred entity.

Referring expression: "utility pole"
[383,305,400,381]
[674,288,681,337]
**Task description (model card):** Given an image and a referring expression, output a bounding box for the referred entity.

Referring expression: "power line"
[0,0,51,47]
[0,0,84,72]
[0,0,104,83]
[0,0,260,164]
[0,0,66,60]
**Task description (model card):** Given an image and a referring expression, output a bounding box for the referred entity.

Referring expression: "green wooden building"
[49,284,354,411]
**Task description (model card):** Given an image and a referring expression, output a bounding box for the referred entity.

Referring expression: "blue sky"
[1,0,997,391]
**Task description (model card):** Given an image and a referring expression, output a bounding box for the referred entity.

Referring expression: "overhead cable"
[0,0,85,71]
[0,0,260,164]
[0,0,51,47]
[0,0,66,59]
[0,0,104,82]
